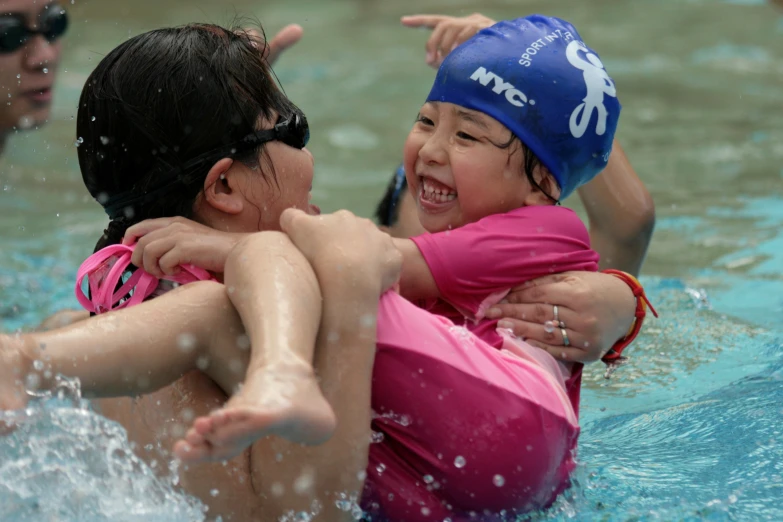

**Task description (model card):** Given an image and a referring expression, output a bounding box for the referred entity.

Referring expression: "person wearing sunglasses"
[0,1,67,151]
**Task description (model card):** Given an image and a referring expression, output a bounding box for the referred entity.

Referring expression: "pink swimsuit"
[362,206,598,521]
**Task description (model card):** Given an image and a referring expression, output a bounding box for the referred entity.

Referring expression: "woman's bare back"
[95,372,263,521]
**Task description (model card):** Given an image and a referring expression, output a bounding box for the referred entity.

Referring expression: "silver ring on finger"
[553,304,566,329]
[561,327,570,347]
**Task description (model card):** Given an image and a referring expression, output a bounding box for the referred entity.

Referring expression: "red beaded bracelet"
[600,269,658,370]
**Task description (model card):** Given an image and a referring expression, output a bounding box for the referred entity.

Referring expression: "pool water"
[1,0,782,520]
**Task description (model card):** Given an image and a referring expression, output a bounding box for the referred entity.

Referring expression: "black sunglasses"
[0,3,68,54]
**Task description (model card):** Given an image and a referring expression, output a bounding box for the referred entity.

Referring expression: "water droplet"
[196,356,210,370]
[228,358,244,374]
[544,321,555,333]
[493,474,505,487]
[16,74,20,79]
[43,68,49,74]
[454,456,466,468]
[91,116,96,121]
[421,507,431,516]
[423,474,434,484]
[335,493,352,511]
[376,463,386,475]
[25,373,40,389]
[177,333,197,353]
[356,470,367,480]
[33,360,44,371]
[293,468,315,494]
[270,482,284,497]
[371,431,384,443]
[210,488,219,497]
[235,334,250,350]
[100,136,110,145]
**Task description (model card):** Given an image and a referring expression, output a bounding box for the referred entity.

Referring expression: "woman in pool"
[1,20,650,521]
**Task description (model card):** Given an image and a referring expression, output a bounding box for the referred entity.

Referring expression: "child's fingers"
[400,14,451,29]
[158,249,185,277]
[137,237,176,277]
[279,207,308,234]
[436,25,463,61]
[425,22,451,65]
[123,217,178,245]
[454,25,479,49]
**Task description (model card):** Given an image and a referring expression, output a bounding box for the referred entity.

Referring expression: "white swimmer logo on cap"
[566,41,617,139]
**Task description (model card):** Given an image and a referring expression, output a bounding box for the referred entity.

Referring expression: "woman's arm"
[576,140,655,276]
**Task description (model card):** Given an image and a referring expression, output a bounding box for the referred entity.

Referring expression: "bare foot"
[175,364,336,463]
[0,335,36,433]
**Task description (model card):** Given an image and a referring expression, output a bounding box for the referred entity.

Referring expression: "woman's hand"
[280,209,403,293]
[401,13,496,68]
[485,272,636,363]
[123,217,247,277]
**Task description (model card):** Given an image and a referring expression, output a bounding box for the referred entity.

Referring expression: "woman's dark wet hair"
[78,22,301,252]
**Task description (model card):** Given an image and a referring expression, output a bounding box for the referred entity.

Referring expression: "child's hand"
[123,217,248,277]
[280,209,403,294]
[401,13,496,68]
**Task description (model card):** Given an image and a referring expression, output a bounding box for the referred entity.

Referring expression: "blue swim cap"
[425,15,621,200]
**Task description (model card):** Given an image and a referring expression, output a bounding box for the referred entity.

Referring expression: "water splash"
[0,376,206,522]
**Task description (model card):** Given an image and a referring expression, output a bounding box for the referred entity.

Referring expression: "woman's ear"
[201,158,244,215]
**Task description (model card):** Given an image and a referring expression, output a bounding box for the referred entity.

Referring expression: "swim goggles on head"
[0,3,68,54]
[253,111,310,150]
[75,243,216,314]
[102,111,310,219]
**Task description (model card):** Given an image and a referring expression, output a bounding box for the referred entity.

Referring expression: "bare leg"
[176,232,336,462]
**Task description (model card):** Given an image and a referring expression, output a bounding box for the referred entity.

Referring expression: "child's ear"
[525,166,561,205]
[538,173,561,202]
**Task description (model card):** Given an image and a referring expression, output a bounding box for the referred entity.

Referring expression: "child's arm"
[393,207,599,319]
[392,237,440,301]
